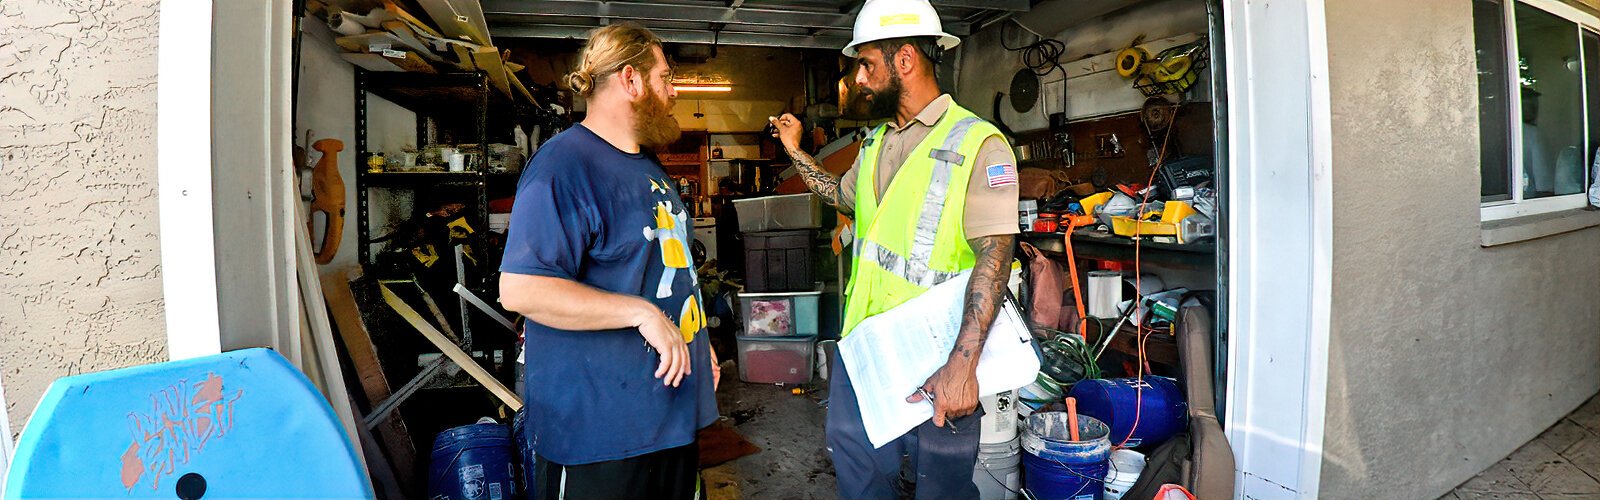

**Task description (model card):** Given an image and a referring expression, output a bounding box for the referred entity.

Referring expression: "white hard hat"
[842,0,961,57]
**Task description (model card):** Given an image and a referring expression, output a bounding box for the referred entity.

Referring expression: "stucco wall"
[1322,0,1600,498]
[0,0,167,435]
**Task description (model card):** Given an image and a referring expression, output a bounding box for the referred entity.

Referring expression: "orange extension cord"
[1116,101,1181,449]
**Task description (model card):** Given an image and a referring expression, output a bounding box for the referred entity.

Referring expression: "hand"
[768,113,804,152]
[906,360,980,428]
[634,302,691,387]
[710,346,722,391]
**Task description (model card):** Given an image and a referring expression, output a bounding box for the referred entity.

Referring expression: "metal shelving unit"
[354,70,532,288]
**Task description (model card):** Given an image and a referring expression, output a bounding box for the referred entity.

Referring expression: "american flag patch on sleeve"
[985,163,1018,188]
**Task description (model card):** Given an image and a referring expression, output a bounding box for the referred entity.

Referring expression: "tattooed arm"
[769,114,849,212]
[907,234,1017,427]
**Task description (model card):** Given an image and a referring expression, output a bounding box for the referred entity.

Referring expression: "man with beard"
[499,23,719,500]
[770,0,1019,497]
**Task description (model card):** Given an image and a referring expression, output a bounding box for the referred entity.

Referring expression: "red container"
[1033,213,1060,233]
[735,335,817,384]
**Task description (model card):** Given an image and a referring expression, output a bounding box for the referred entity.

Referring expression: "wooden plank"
[352,394,406,500]
[413,281,462,343]
[294,197,369,473]
[382,0,444,39]
[510,69,536,106]
[448,43,512,98]
[463,45,512,99]
[381,283,524,410]
[415,0,492,46]
[322,271,419,493]
[342,51,437,73]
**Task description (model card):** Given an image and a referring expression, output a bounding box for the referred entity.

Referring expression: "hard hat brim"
[843,32,961,57]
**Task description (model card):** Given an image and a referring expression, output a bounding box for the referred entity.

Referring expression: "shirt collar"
[891,94,954,131]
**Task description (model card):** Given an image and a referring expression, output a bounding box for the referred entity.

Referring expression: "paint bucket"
[513,409,534,495]
[980,390,1021,444]
[1021,412,1112,500]
[1101,449,1146,500]
[973,438,1022,500]
[429,423,517,500]
[1017,373,1067,417]
[1066,376,1188,449]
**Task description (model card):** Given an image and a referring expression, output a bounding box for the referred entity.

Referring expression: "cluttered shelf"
[1022,230,1214,269]
[1080,317,1180,366]
[360,71,525,114]
[362,170,521,187]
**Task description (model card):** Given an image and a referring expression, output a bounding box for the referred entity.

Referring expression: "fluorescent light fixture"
[674,85,733,92]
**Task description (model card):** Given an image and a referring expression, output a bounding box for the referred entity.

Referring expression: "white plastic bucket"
[1102,448,1147,500]
[972,438,1021,500]
[979,390,1020,444]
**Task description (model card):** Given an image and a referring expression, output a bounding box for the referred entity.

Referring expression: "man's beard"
[860,71,904,120]
[633,85,682,149]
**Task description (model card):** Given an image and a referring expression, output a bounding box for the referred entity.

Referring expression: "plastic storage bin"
[739,290,821,336]
[736,334,817,384]
[743,230,815,292]
[734,193,824,232]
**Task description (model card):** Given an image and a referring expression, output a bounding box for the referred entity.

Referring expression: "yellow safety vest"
[842,103,1005,336]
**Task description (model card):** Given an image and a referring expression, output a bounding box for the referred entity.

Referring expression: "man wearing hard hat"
[770,0,1019,497]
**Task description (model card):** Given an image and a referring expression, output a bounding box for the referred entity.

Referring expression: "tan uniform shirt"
[839,94,1021,239]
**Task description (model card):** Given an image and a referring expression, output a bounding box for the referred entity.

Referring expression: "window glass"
[1515,3,1585,198]
[1476,0,1512,202]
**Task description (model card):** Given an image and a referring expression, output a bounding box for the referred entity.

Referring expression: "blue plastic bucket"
[429,423,517,500]
[1066,376,1188,449]
[1021,412,1112,500]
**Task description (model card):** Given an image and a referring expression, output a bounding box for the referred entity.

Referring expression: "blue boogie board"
[5,348,374,499]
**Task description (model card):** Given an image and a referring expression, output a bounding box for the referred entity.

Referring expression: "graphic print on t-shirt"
[642,178,703,343]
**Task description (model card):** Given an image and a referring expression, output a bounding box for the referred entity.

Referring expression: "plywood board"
[416,0,492,46]
[342,51,437,73]
[382,0,444,39]
[321,271,419,493]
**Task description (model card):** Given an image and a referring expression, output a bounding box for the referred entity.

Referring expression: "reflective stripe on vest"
[854,117,980,288]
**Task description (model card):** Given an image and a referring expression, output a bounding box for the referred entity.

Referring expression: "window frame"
[1480,0,1598,221]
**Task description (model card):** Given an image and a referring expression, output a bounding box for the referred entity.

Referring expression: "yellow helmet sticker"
[879,13,920,26]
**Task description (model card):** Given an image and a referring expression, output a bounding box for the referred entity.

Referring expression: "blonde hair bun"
[565,70,595,97]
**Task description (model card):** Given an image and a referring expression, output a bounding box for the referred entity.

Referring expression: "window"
[1474,0,1597,219]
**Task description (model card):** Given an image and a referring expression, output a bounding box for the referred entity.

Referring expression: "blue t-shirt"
[501,125,718,465]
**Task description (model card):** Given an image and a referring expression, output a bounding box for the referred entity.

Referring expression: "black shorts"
[530,442,701,500]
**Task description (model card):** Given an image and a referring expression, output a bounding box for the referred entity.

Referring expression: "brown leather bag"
[1019,167,1064,200]
[1019,242,1066,333]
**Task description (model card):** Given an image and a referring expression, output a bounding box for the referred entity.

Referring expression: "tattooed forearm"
[949,234,1017,368]
[786,145,849,212]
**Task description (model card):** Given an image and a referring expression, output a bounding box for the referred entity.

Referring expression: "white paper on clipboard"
[838,270,1040,448]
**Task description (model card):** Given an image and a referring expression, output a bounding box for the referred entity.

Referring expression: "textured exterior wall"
[0,0,166,435]
[1322,0,1600,498]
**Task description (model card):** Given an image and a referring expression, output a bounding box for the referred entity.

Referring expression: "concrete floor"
[1441,394,1600,500]
[705,377,837,500]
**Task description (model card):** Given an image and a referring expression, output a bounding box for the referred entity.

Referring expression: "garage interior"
[289,0,1233,498]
